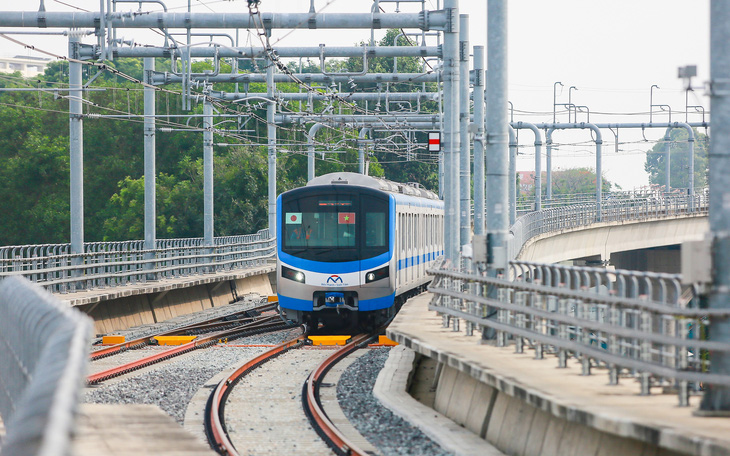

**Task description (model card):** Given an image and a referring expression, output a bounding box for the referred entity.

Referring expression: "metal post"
[143,57,156,271]
[443,0,460,263]
[267,58,277,235]
[591,123,603,220]
[473,45,485,236]
[69,36,84,258]
[700,0,730,412]
[664,128,671,192]
[512,122,542,211]
[307,123,325,181]
[486,0,509,274]
[459,14,470,250]
[358,127,371,175]
[508,125,517,225]
[203,92,214,247]
[546,128,554,201]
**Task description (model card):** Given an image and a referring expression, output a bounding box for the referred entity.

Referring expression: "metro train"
[276,172,444,330]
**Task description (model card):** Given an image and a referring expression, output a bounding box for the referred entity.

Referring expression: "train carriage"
[276,172,444,330]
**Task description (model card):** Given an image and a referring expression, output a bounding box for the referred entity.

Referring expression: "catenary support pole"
[473,45,485,236]
[307,123,325,181]
[442,0,460,263]
[203,92,214,247]
[485,0,509,274]
[664,128,671,192]
[459,14,471,249]
[545,127,554,201]
[267,58,277,236]
[700,0,730,413]
[143,57,156,269]
[508,125,517,225]
[69,36,84,258]
[358,127,371,175]
[511,122,542,211]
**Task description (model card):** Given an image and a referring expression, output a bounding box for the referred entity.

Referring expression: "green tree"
[542,168,614,196]
[644,128,708,190]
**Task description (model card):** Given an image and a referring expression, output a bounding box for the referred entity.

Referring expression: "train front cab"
[276,186,396,329]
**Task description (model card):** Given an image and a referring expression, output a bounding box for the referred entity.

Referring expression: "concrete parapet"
[373,345,504,456]
[518,215,707,264]
[56,265,275,335]
[387,293,730,456]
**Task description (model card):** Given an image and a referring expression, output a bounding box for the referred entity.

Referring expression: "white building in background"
[0,55,50,78]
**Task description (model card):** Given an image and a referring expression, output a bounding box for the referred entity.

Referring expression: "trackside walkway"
[387,293,730,456]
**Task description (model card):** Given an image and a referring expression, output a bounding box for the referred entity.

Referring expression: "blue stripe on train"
[279,292,396,312]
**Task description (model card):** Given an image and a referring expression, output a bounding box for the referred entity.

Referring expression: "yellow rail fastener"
[102,335,125,345]
[154,336,197,346]
[268,294,278,302]
[308,335,351,346]
[378,335,398,346]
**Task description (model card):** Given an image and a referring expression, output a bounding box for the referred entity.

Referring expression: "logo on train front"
[326,275,343,284]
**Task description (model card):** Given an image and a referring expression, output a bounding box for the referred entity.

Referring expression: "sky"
[0,0,711,190]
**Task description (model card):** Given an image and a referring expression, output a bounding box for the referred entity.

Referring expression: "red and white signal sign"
[428,132,441,152]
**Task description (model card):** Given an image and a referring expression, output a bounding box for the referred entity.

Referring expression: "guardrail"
[0,230,275,293]
[509,190,709,260]
[0,276,92,456]
[515,188,667,213]
[427,261,721,406]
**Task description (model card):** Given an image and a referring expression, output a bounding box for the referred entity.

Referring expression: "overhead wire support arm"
[0,11,449,31]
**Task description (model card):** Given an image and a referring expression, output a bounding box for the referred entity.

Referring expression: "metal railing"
[515,188,663,213]
[0,276,92,456]
[509,189,709,260]
[427,261,722,406]
[428,189,714,405]
[0,230,275,294]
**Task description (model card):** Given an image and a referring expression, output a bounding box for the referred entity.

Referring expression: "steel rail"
[205,333,308,455]
[87,315,289,384]
[302,332,377,456]
[90,301,277,360]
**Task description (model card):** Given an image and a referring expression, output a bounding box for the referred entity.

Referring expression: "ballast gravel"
[84,327,302,424]
[85,303,453,456]
[337,347,451,456]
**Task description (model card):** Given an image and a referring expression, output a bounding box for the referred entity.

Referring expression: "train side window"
[365,212,386,247]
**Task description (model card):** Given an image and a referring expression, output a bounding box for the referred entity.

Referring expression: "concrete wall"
[76,272,274,335]
[425,363,686,456]
[518,216,707,265]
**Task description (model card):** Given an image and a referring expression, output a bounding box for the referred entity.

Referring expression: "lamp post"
[552,81,563,123]
[650,84,659,123]
[568,85,578,122]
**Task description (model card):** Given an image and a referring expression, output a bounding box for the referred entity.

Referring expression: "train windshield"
[281,191,389,262]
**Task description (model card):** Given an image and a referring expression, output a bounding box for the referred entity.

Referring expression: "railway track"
[205,332,379,456]
[88,302,292,384]
[90,301,278,361]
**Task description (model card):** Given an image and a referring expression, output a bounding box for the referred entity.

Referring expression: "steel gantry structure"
[4,0,730,415]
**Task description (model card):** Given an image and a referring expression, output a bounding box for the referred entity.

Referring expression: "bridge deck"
[388,293,730,456]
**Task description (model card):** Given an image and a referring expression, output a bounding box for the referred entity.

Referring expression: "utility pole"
[473,45,485,236]
[143,57,156,271]
[700,0,730,413]
[203,91,214,248]
[459,14,471,251]
[443,0,460,264]
[267,56,277,237]
[69,35,84,260]
[485,0,509,275]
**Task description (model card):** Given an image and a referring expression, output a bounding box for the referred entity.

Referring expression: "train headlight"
[365,266,389,283]
[282,265,306,283]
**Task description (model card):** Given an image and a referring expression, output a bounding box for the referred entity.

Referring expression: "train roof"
[306,172,440,200]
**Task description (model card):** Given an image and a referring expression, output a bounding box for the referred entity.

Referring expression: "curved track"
[302,333,377,456]
[205,332,378,456]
